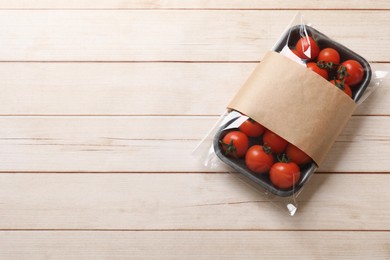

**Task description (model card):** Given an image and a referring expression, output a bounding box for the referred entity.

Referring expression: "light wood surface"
[1,231,389,259]
[0,116,388,172]
[0,63,388,115]
[0,1,389,259]
[0,174,389,230]
[0,10,388,62]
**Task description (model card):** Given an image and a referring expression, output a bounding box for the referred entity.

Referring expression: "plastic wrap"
[194,13,388,216]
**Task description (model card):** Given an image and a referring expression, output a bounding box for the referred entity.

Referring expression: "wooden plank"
[0,116,388,141]
[0,62,253,116]
[0,63,388,115]
[0,11,388,62]
[0,0,388,10]
[1,137,389,172]
[0,116,388,172]
[1,231,389,259]
[0,173,389,230]
[0,116,215,141]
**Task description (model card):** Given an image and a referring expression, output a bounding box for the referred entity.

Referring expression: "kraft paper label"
[228,51,356,166]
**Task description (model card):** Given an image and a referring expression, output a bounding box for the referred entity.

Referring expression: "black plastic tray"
[213,25,372,197]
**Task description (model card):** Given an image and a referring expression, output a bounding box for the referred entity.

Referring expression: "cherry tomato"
[263,130,288,154]
[295,36,319,60]
[317,48,340,67]
[239,119,265,137]
[286,144,311,165]
[337,60,364,86]
[270,161,301,189]
[245,145,274,174]
[221,131,249,158]
[307,62,328,80]
[329,79,352,98]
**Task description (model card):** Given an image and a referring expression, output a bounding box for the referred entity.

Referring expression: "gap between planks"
[0,60,388,63]
[0,114,388,117]
[0,8,388,11]
[0,229,389,232]
[0,171,388,174]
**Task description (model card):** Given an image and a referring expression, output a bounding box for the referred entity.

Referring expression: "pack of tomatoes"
[194,14,386,215]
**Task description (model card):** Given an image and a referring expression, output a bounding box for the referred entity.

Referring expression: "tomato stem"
[337,65,350,80]
[262,145,272,154]
[334,79,346,91]
[317,60,337,70]
[277,153,290,163]
[219,139,237,158]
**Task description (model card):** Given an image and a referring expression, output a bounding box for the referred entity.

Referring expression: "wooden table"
[0,1,389,259]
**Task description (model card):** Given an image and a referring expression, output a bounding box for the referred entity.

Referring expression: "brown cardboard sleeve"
[228,51,356,166]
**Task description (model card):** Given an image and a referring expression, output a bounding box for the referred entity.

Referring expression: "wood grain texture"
[0,173,389,230]
[0,0,389,9]
[0,116,388,141]
[1,231,389,260]
[0,10,388,62]
[0,63,388,115]
[0,116,388,172]
[0,3,388,259]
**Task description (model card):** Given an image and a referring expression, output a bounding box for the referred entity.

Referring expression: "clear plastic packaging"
[194,13,388,216]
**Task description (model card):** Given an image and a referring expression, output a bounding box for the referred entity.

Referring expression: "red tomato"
[337,60,364,86]
[270,162,301,189]
[221,131,249,158]
[286,144,311,165]
[295,36,320,60]
[263,130,288,154]
[239,119,265,137]
[317,48,340,67]
[329,79,352,98]
[307,62,328,79]
[245,145,274,174]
